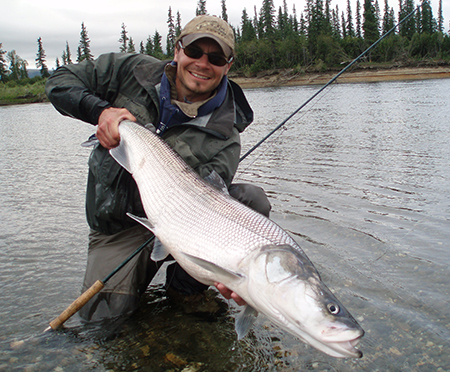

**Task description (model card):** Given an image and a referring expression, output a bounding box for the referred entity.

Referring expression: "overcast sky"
[2,0,448,70]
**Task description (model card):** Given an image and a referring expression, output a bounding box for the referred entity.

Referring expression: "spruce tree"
[241,8,257,41]
[331,6,342,38]
[342,11,347,38]
[7,50,27,80]
[36,37,50,78]
[375,0,381,35]
[128,37,136,53]
[382,0,395,33]
[363,0,380,43]
[356,0,362,38]
[260,0,276,38]
[347,0,355,37]
[196,0,207,16]
[398,0,416,39]
[167,7,176,56]
[65,41,73,64]
[292,4,299,34]
[420,0,436,34]
[78,22,93,62]
[415,7,421,33]
[281,0,293,38]
[437,0,444,32]
[0,43,8,81]
[176,11,182,38]
[119,23,129,53]
[299,12,307,36]
[152,30,164,59]
[145,36,154,55]
[325,0,333,34]
[254,5,262,39]
[221,0,228,22]
[19,58,28,79]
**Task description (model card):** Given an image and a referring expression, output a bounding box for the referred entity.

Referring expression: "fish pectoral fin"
[126,213,156,232]
[151,238,170,261]
[235,305,258,340]
[181,253,244,282]
[125,214,170,261]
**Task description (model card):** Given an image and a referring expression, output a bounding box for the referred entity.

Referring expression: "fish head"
[247,244,364,358]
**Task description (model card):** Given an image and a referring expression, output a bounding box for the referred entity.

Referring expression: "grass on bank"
[0,77,48,105]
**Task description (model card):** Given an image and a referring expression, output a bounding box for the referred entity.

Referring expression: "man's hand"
[97,107,136,149]
[215,282,246,306]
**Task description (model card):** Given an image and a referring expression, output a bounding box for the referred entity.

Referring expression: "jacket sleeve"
[45,53,141,125]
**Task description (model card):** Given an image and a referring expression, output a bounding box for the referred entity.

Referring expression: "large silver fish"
[110,121,364,358]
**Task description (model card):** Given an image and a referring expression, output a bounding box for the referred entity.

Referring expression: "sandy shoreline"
[229,66,450,89]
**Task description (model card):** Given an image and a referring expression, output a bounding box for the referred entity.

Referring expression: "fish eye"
[327,303,340,315]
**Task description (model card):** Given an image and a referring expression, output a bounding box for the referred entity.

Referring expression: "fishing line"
[239,5,421,164]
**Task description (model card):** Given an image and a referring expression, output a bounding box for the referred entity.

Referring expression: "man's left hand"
[215,282,246,306]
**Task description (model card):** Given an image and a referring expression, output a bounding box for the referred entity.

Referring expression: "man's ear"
[224,61,233,75]
[173,47,180,63]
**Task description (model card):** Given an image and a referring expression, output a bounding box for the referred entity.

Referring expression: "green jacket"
[46,53,253,235]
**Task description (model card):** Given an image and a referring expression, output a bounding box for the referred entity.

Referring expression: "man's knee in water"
[229,183,271,217]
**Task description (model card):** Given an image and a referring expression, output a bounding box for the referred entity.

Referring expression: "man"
[46,15,270,321]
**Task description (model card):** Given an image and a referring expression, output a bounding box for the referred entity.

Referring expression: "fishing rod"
[239,5,421,162]
[46,236,155,331]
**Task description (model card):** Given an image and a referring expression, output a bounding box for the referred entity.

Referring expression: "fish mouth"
[316,320,365,358]
[327,334,364,358]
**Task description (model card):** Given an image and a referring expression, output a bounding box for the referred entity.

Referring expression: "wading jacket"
[46,53,253,235]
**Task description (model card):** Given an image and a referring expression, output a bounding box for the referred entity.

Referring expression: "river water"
[0,78,449,371]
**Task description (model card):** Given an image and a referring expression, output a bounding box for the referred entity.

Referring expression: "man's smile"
[190,71,210,80]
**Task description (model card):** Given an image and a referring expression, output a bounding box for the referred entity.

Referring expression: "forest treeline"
[1,0,449,83]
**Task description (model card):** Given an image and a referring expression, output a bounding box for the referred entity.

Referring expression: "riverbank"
[229,65,450,89]
[1,64,450,106]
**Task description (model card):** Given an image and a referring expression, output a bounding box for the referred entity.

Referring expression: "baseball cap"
[177,15,235,57]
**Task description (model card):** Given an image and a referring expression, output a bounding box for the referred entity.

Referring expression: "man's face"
[174,38,233,103]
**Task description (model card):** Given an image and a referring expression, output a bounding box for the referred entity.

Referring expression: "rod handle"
[48,279,104,330]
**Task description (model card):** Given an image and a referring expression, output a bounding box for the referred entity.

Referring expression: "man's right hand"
[97,107,136,149]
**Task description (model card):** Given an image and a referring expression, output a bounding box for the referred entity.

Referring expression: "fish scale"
[110,120,364,359]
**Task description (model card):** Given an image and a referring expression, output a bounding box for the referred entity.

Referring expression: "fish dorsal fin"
[203,170,229,194]
[151,238,170,261]
[181,252,244,282]
[235,305,258,340]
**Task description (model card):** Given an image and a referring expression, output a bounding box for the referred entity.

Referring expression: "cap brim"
[182,33,232,58]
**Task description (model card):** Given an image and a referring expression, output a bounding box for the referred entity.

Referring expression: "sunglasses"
[178,41,233,67]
